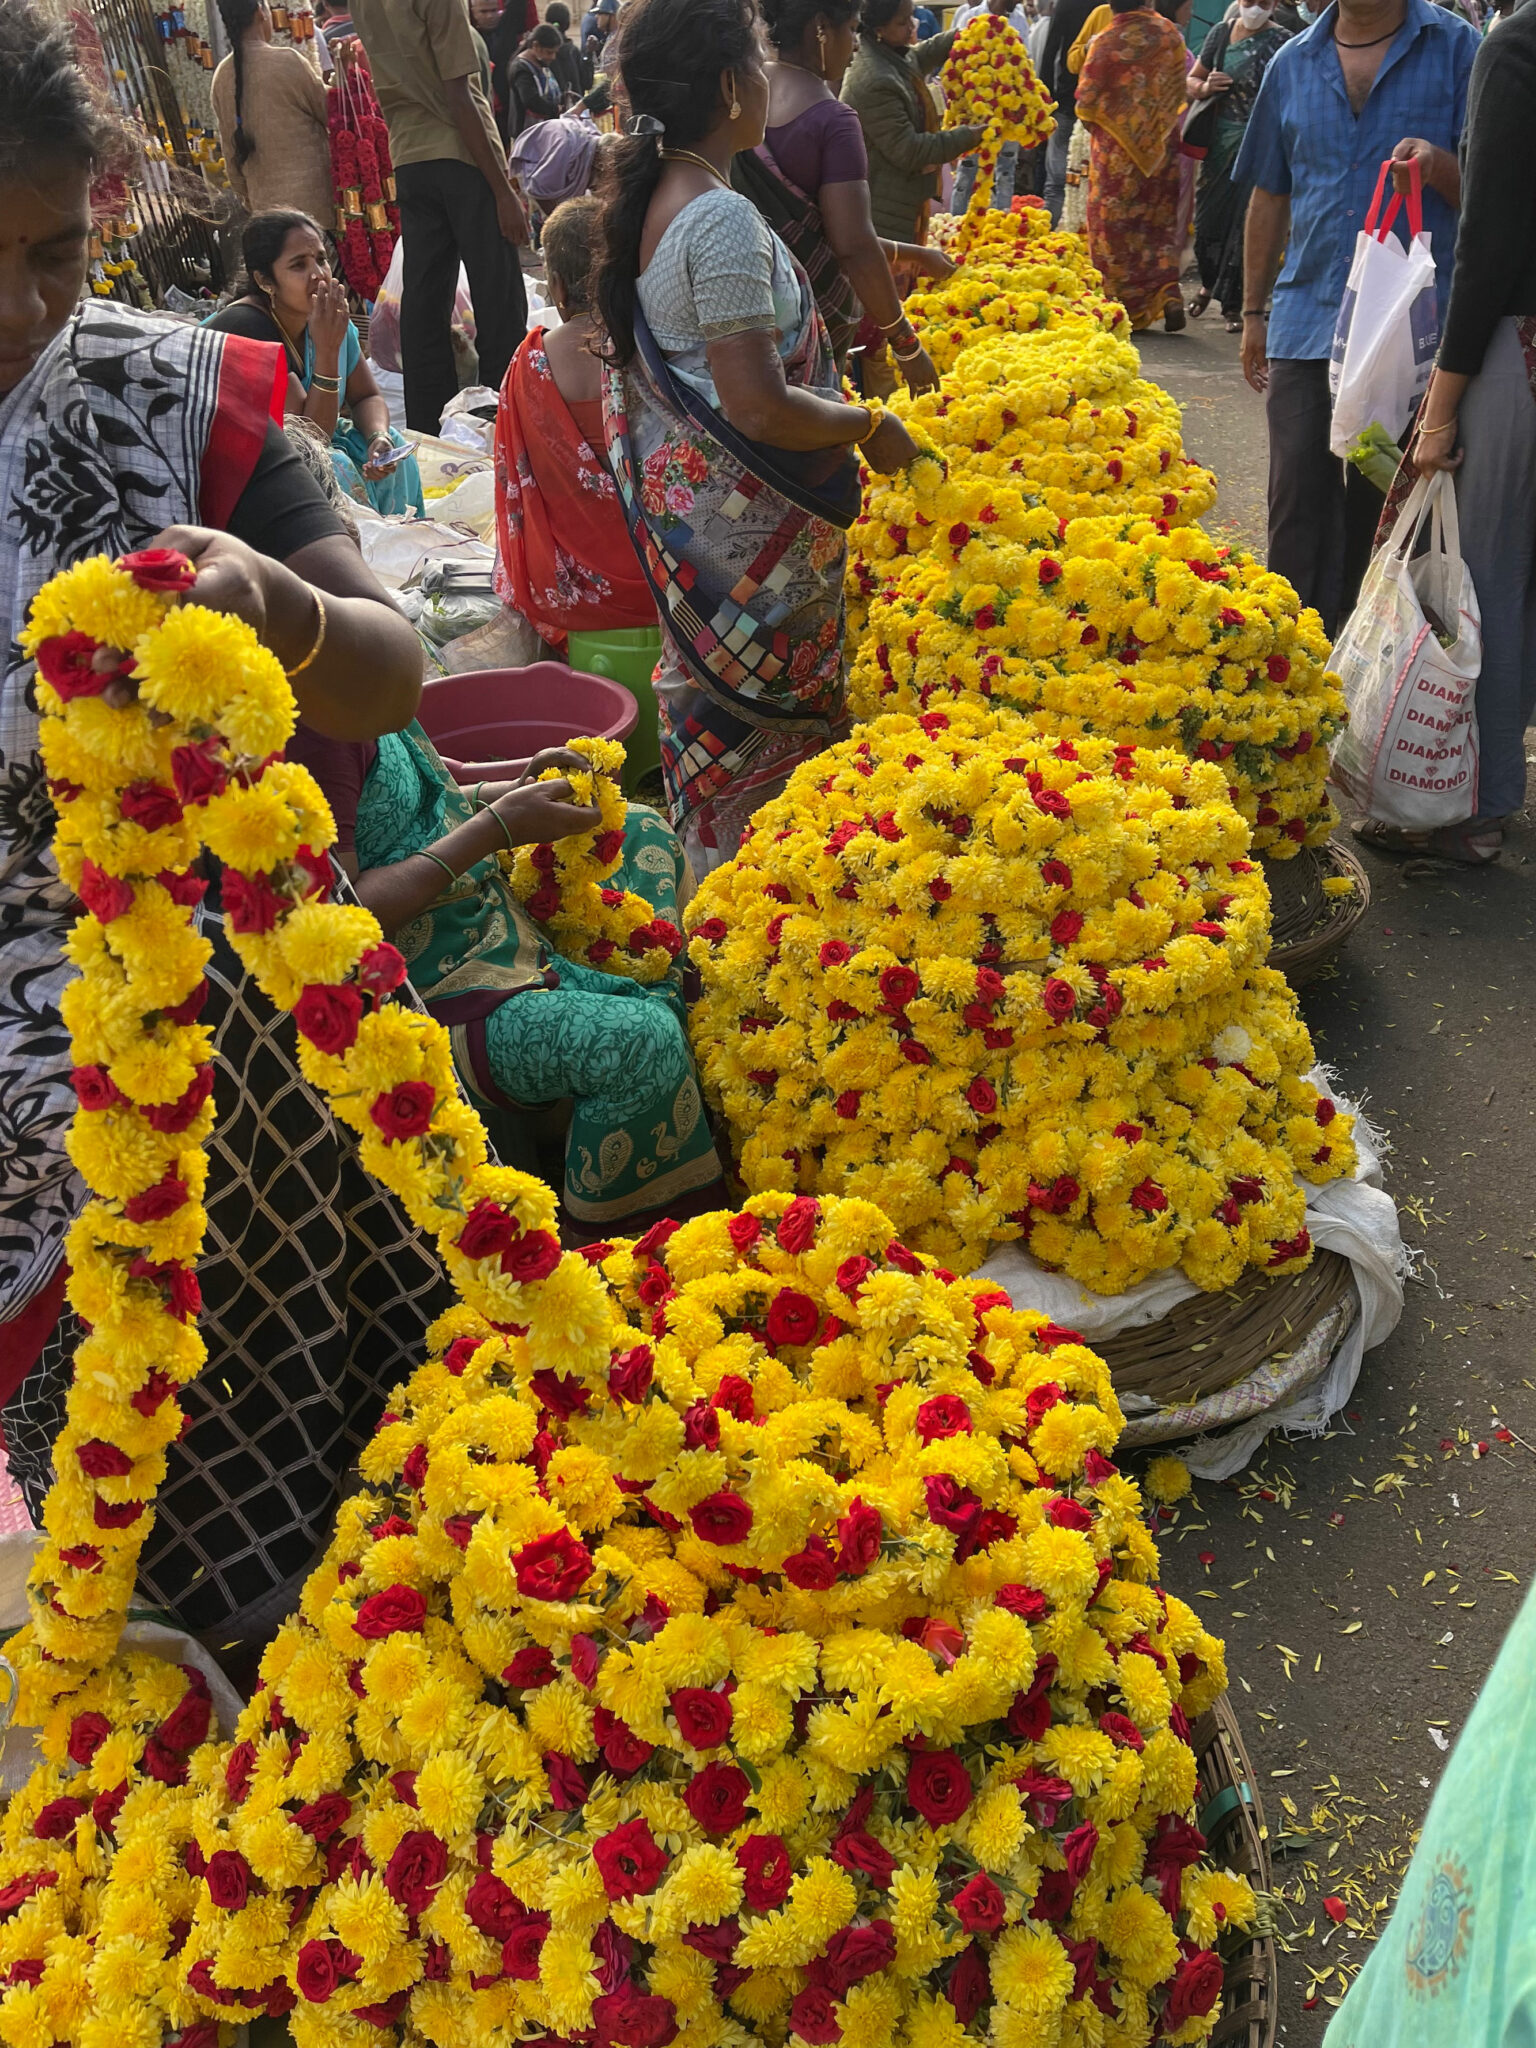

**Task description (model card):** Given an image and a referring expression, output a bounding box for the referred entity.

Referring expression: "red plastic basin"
[418,662,639,781]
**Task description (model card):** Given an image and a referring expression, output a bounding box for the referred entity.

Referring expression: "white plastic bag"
[1328,471,1481,830]
[367,237,476,374]
[1329,157,1439,456]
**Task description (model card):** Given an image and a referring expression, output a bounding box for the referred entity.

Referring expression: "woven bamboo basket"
[1095,1250,1354,1407]
[1194,1697,1279,2048]
[1267,840,1371,990]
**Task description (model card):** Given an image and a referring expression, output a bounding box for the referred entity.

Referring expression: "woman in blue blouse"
[207,210,426,517]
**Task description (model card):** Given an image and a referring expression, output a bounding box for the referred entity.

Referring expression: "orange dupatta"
[1075,8,1189,179]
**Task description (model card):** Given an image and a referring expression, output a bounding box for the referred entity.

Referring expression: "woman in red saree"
[493,198,657,648]
[1075,0,1189,332]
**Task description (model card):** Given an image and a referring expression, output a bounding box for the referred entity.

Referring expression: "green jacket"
[840,29,972,242]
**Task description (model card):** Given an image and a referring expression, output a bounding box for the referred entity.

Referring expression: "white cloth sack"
[976,1072,1407,1479]
[1329,157,1439,456]
[367,236,476,373]
[1329,470,1481,830]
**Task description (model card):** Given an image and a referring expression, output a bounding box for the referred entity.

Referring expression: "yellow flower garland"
[685,704,1352,1287]
[941,13,1056,198]
[502,736,683,984]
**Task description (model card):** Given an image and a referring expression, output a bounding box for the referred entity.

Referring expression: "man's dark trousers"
[396,157,527,434]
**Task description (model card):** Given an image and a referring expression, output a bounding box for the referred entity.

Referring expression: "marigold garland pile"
[0,557,1261,2048]
[846,244,1346,860]
[685,704,1352,1286]
[909,210,1122,379]
[503,737,685,984]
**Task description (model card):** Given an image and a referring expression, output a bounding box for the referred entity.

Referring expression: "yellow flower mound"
[686,705,1352,1288]
[909,212,1120,377]
[941,12,1055,156]
[849,502,1344,859]
[9,1192,1252,2048]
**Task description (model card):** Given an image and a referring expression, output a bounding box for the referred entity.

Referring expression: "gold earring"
[730,96,741,118]
[816,23,827,72]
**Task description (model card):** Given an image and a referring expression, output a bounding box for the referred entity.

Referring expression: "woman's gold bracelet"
[284,587,327,679]
[311,371,342,392]
[1416,418,1457,437]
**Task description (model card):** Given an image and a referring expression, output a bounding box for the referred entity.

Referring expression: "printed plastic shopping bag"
[1329,157,1439,457]
[1329,471,1480,831]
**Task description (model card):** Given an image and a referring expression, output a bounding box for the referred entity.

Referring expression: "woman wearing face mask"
[1185,0,1290,330]
[733,0,952,387]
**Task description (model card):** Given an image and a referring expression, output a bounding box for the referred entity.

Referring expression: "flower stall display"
[502,737,685,984]
[0,554,1262,2048]
[329,55,398,300]
[686,704,1353,1287]
[940,13,1054,220]
[915,211,1118,377]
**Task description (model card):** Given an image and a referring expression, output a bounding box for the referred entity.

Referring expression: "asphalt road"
[1130,311,1536,2041]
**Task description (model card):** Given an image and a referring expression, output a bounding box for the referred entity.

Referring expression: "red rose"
[683,1762,751,1835]
[123,1174,188,1224]
[220,867,282,933]
[502,1909,553,1980]
[836,1499,882,1575]
[35,632,121,701]
[922,1474,980,1535]
[1130,1179,1169,1215]
[69,1065,123,1112]
[947,1943,990,2025]
[594,1817,668,1899]
[513,1528,593,1601]
[672,1688,733,1748]
[77,1439,132,1480]
[689,1491,752,1546]
[369,1080,436,1144]
[765,1289,820,1348]
[1046,1496,1094,1531]
[776,1196,821,1253]
[726,1213,762,1253]
[1007,1655,1059,1741]
[1041,978,1078,1023]
[225,1742,256,1802]
[119,547,196,591]
[296,1937,361,2003]
[504,1645,558,1689]
[157,1669,212,1752]
[205,1850,252,1911]
[954,1873,1006,1933]
[142,1062,214,1134]
[822,1920,896,1993]
[906,1749,973,1826]
[0,1873,56,1919]
[67,1711,111,1767]
[356,942,407,996]
[682,1400,721,1451]
[878,964,920,1009]
[353,1584,427,1638]
[94,1495,144,1530]
[1031,1868,1076,1923]
[784,1535,840,1590]
[530,1370,590,1420]
[831,1827,894,1888]
[965,1077,998,1117]
[545,1751,590,1808]
[293,983,364,1056]
[737,1834,792,1910]
[58,1542,103,1570]
[789,1988,842,2044]
[1163,1948,1225,2026]
[466,1870,524,1941]
[594,1709,653,1776]
[1062,1821,1099,1885]
[160,978,209,1026]
[593,1988,678,2048]
[291,1794,351,1842]
[1099,1711,1145,1751]
[120,782,183,832]
[914,1396,971,1445]
[568,1633,600,1688]
[712,1374,755,1421]
[32,1798,87,1841]
[170,738,229,805]
[77,859,134,924]
[505,1229,562,1283]
[609,1344,654,1404]
[91,1786,127,1836]
[1049,909,1084,948]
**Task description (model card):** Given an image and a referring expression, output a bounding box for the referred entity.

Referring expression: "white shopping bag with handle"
[1329,156,1439,456]
[1328,471,1480,830]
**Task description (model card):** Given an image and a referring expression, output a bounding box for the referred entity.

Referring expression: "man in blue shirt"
[1234,0,1476,634]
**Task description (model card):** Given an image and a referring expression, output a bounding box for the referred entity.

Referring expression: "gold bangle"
[284,586,327,679]
[1416,418,1457,437]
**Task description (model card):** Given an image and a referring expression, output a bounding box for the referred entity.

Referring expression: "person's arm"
[854,71,983,172]
[1390,135,1460,209]
[294,44,330,126]
[1410,365,1470,476]
[351,776,601,934]
[295,277,351,438]
[1240,187,1289,391]
[345,354,394,462]
[913,28,957,72]
[443,71,530,240]
[819,183,942,393]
